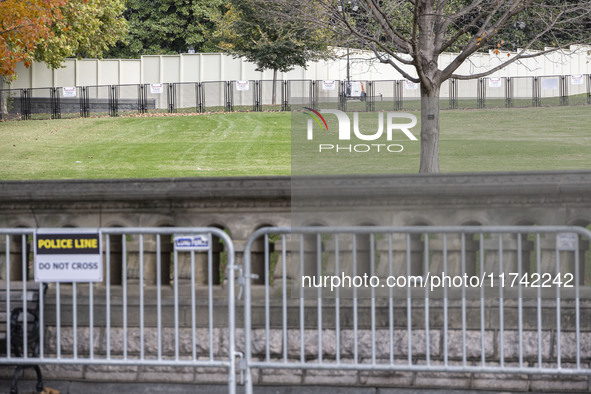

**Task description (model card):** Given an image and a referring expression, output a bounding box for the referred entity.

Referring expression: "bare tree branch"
[265,0,591,172]
[451,47,561,80]
[365,0,413,53]
[368,43,420,82]
[436,11,487,54]
[440,0,535,80]
[437,0,486,34]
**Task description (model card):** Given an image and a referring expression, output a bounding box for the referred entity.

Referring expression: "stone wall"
[6,325,587,391]
[1,172,591,391]
[1,171,590,236]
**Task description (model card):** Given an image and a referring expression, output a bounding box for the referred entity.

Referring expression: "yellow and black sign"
[37,233,100,254]
[35,231,102,282]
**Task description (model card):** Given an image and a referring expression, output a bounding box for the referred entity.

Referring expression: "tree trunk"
[0,80,7,120]
[272,69,277,106]
[418,83,441,173]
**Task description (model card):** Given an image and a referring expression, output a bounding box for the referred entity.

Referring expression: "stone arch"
[297,222,325,278]
[157,223,175,286]
[250,221,278,234]
[565,218,591,285]
[102,219,132,228]
[3,225,33,281]
[395,219,431,277]
[206,222,232,239]
[127,222,175,286]
[567,217,591,228]
[250,223,277,285]
[153,219,175,228]
[460,219,484,227]
[194,222,231,286]
[406,218,434,227]
[495,218,537,277]
[512,217,538,226]
[457,220,484,275]
[102,224,125,286]
[301,219,329,227]
[354,221,377,276]
[7,218,36,228]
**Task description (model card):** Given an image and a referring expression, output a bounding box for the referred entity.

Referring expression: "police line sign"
[34,230,103,282]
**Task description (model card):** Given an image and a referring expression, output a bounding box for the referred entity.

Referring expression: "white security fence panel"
[241,226,591,394]
[10,46,591,89]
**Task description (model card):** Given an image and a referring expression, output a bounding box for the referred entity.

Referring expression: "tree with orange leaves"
[0,0,66,79]
[1,0,127,118]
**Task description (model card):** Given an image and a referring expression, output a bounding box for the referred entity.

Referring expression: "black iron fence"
[1,75,590,120]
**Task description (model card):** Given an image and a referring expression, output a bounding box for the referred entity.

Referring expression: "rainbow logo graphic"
[303,107,329,131]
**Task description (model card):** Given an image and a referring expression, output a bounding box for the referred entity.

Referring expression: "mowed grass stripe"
[0,113,291,179]
[0,105,589,180]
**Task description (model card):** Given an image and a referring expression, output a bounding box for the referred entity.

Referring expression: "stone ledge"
[0,176,292,204]
[2,171,591,206]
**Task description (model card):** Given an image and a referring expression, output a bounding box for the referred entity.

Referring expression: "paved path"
[0,381,584,394]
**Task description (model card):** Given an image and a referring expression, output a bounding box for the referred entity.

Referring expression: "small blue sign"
[556,233,578,251]
[173,234,211,251]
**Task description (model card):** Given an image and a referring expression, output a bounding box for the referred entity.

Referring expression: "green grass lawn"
[0,105,590,180]
[439,105,591,172]
[0,112,291,179]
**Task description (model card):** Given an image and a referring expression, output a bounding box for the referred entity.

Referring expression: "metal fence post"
[395,80,403,110]
[50,88,61,119]
[532,77,541,107]
[338,81,346,111]
[366,81,375,112]
[477,78,486,108]
[108,85,118,116]
[281,81,290,111]
[449,78,458,109]
[20,89,31,120]
[167,83,177,113]
[560,76,569,106]
[505,77,513,108]
[79,87,89,118]
[138,84,147,114]
[195,82,203,113]
[253,80,262,112]
[310,80,317,110]
[225,81,233,112]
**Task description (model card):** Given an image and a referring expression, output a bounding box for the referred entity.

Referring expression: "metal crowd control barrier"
[242,226,591,394]
[2,225,591,392]
[0,227,238,394]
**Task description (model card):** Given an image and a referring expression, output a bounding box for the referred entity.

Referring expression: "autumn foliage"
[0,0,67,79]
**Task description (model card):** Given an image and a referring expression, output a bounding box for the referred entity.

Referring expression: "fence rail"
[1,75,590,120]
